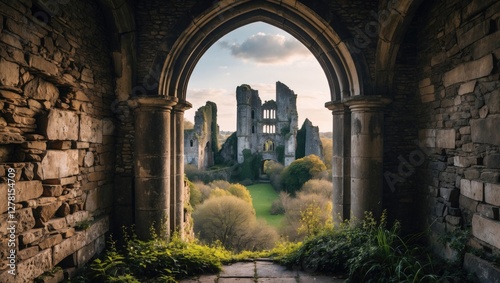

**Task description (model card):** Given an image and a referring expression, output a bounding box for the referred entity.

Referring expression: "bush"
[280,212,465,282]
[193,196,277,252]
[298,179,333,200]
[83,233,231,282]
[227,183,253,204]
[281,155,326,195]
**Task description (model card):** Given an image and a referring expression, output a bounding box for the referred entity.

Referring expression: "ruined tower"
[234,82,316,167]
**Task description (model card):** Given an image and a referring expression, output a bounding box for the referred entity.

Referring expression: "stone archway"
[132,0,395,238]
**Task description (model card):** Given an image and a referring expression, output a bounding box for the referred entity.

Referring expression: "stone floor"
[179,259,346,283]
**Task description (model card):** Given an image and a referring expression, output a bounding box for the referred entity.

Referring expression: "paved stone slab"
[220,262,255,278]
[256,261,297,278]
[299,275,346,283]
[219,278,255,283]
[258,278,297,283]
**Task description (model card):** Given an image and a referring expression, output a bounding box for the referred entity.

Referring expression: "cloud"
[219,32,312,64]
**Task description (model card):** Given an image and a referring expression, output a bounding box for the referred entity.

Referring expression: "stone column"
[172,100,192,239]
[325,101,351,225]
[345,96,391,223]
[134,96,178,239]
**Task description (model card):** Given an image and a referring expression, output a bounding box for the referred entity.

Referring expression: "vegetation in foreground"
[65,211,473,283]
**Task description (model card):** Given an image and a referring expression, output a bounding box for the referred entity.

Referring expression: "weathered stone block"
[28,55,59,76]
[65,211,90,227]
[52,233,84,265]
[0,58,19,86]
[3,248,52,283]
[472,214,500,249]
[34,202,61,223]
[46,218,68,232]
[17,246,40,261]
[485,89,500,114]
[484,154,500,169]
[39,234,63,250]
[473,31,500,59]
[24,77,59,104]
[13,181,43,203]
[76,242,95,267]
[477,203,499,220]
[41,109,79,141]
[436,129,455,149]
[102,119,115,135]
[454,156,472,167]
[458,20,491,49]
[84,151,94,167]
[42,185,63,197]
[443,54,493,87]
[17,208,36,233]
[464,253,500,283]
[471,117,500,146]
[485,183,500,206]
[461,179,483,201]
[19,228,44,246]
[40,150,79,179]
[79,115,103,143]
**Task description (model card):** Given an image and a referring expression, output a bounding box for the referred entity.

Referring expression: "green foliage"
[81,232,231,282]
[280,212,467,282]
[227,183,253,204]
[74,220,92,231]
[187,178,202,208]
[281,155,326,195]
[439,227,471,262]
[193,195,278,252]
[238,149,262,181]
[276,145,285,164]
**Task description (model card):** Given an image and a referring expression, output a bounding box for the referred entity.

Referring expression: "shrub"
[209,187,232,199]
[209,180,231,190]
[193,196,276,252]
[227,183,253,204]
[281,155,326,195]
[298,179,333,200]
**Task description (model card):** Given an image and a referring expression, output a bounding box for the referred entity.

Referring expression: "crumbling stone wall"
[184,101,219,169]
[392,0,500,274]
[0,0,115,281]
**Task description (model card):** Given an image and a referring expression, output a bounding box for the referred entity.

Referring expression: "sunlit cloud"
[219,32,312,64]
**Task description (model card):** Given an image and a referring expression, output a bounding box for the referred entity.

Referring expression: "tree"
[227,183,252,204]
[281,154,327,195]
[321,137,333,169]
[193,196,277,251]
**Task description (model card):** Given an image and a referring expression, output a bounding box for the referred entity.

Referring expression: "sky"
[186,22,331,132]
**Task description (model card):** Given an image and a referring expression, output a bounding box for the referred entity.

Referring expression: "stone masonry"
[0,0,499,282]
[0,0,114,281]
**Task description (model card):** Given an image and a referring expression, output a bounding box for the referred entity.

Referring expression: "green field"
[246,183,284,228]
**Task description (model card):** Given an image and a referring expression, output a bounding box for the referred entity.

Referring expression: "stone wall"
[0,0,115,281]
[184,101,219,169]
[409,0,500,266]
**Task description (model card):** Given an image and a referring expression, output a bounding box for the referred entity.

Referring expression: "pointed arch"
[154,0,368,103]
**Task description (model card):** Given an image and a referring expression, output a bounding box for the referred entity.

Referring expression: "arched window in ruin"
[190,140,193,147]
[252,125,255,133]
[263,139,274,152]
[251,109,255,119]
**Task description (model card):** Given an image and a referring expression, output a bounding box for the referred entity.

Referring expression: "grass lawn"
[246,183,284,229]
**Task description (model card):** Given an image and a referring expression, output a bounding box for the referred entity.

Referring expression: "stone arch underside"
[156,0,368,102]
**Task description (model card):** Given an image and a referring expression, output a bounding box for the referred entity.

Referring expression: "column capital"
[344,96,391,111]
[173,100,192,112]
[325,100,348,113]
[133,95,179,111]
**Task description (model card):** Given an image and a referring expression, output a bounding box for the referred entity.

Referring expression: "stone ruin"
[0,0,499,281]
[184,101,219,170]
[232,82,322,166]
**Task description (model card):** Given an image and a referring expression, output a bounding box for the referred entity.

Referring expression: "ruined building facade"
[184,102,219,170]
[0,0,500,281]
[236,82,318,166]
